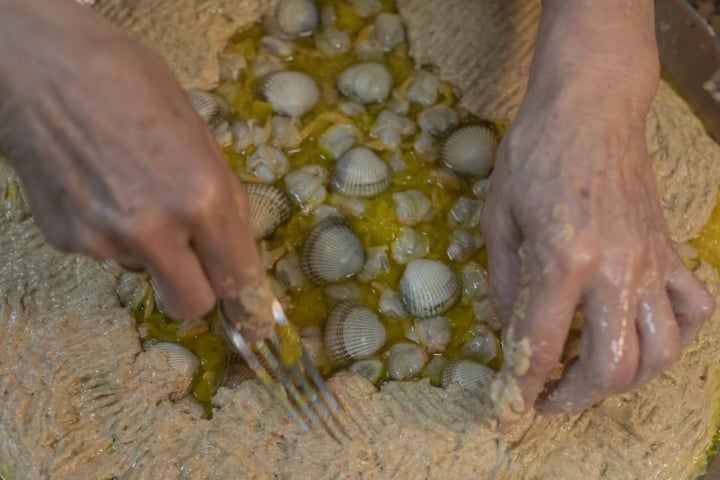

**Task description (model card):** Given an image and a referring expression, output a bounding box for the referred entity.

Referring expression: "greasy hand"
[0,0,268,336]
[481,84,715,418]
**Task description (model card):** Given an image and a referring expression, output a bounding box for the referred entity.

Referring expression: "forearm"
[524,0,660,121]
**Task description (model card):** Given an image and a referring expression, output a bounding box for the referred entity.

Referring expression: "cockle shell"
[441,124,498,178]
[324,300,387,366]
[301,216,365,283]
[150,342,198,399]
[222,358,256,388]
[187,89,228,128]
[257,71,320,117]
[337,62,393,104]
[330,147,391,198]
[116,272,151,310]
[273,0,318,38]
[400,259,461,318]
[441,359,495,389]
[244,182,294,239]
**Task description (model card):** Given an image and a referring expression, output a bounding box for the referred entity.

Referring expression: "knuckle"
[178,175,227,225]
[550,241,595,276]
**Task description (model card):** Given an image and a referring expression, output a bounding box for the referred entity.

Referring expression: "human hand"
[481,0,715,419]
[0,0,269,338]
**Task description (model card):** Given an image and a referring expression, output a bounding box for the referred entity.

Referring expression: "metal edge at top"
[655,0,720,144]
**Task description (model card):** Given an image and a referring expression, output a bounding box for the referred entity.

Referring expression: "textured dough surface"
[2,0,720,478]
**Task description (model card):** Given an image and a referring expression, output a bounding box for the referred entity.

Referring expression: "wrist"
[522,0,659,123]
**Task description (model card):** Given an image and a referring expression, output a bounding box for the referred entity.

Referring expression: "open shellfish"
[324,300,387,366]
[387,342,428,380]
[301,216,365,283]
[441,124,498,178]
[337,62,393,104]
[257,70,320,117]
[400,259,460,318]
[330,146,391,198]
[271,0,318,38]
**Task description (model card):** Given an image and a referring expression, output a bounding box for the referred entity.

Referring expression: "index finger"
[187,159,273,341]
[492,246,583,423]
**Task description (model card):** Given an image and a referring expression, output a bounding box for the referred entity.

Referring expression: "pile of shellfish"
[117,0,504,403]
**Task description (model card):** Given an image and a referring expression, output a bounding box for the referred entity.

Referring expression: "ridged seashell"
[330,147,391,198]
[116,272,150,310]
[387,342,428,380]
[324,300,387,366]
[152,342,198,399]
[222,360,256,388]
[301,216,365,283]
[274,0,318,38]
[441,359,495,389]
[257,71,320,117]
[400,259,460,318]
[350,359,385,384]
[441,124,498,178]
[187,89,228,128]
[244,183,294,239]
[337,62,393,104]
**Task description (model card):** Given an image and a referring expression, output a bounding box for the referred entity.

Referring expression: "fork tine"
[253,338,326,430]
[269,301,349,439]
[218,303,310,433]
[219,299,347,441]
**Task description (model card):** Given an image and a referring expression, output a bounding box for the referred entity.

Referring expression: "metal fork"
[217,298,348,440]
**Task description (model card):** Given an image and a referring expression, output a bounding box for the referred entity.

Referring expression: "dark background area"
[690,0,720,32]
